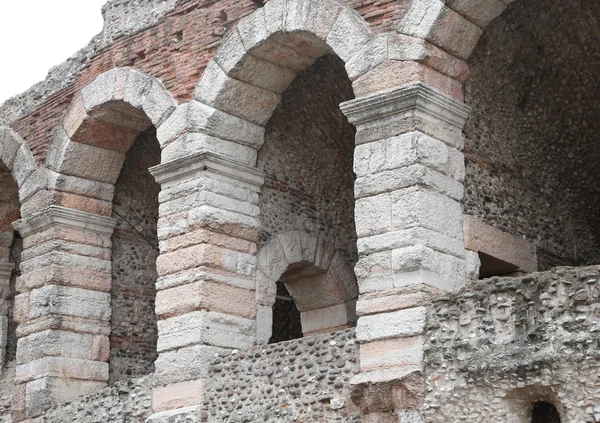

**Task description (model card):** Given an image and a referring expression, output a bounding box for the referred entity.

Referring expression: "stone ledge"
[13,206,117,237]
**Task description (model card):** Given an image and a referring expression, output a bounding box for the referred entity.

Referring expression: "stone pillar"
[0,262,13,372]
[148,152,263,418]
[12,206,116,421]
[340,83,470,421]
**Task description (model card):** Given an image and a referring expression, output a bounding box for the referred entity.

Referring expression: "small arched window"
[532,402,561,423]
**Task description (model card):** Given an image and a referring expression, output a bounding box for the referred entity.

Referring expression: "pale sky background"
[0,0,108,104]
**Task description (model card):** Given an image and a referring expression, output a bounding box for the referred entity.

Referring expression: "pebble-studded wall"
[110,129,160,383]
[463,0,600,270]
[258,54,358,268]
[423,265,600,422]
[203,329,361,422]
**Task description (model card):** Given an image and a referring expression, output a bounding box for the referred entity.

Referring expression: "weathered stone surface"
[356,307,427,343]
[27,285,111,321]
[16,357,108,384]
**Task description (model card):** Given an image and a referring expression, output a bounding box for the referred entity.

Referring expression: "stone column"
[12,206,116,421]
[148,152,263,418]
[0,262,13,372]
[340,83,470,422]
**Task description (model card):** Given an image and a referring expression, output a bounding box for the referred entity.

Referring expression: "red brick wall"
[11,0,408,164]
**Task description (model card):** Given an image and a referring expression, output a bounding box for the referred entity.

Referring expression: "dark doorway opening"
[269,282,302,343]
[532,402,561,423]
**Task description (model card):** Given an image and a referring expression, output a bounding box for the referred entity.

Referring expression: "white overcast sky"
[0,0,107,104]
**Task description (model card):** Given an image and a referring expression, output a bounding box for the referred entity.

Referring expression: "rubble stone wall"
[424,266,600,422]
[464,0,600,269]
[203,329,361,422]
[110,129,161,383]
[258,54,358,267]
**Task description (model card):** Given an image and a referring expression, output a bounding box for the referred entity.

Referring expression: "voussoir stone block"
[0,126,25,170]
[398,0,483,60]
[157,100,265,149]
[446,0,507,28]
[215,29,296,95]
[194,61,281,126]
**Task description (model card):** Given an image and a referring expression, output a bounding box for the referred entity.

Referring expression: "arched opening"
[253,50,359,344]
[532,401,561,423]
[463,0,600,273]
[109,126,160,383]
[0,160,20,375]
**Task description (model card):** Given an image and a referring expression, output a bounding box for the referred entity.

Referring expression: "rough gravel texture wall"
[203,329,361,422]
[258,55,358,268]
[42,375,152,423]
[423,266,600,422]
[464,0,600,270]
[110,129,160,383]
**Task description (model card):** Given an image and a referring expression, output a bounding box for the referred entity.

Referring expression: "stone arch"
[157,0,374,161]
[46,67,177,187]
[255,231,358,344]
[0,128,34,372]
[43,67,177,383]
[397,0,516,61]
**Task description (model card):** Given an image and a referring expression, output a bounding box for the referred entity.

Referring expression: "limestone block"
[159,186,259,219]
[28,285,111,321]
[152,379,205,412]
[215,29,296,94]
[156,100,265,148]
[465,249,481,282]
[256,238,289,282]
[81,70,118,111]
[146,407,203,423]
[0,126,24,170]
[21,240,110,263]
[356,307,427,343]
[13,380,27,421]
[353,60,464,99]
[157,311,255,352]
[161,133,257,166]
[300,303,350,334]
[21,251,110,274]
[354,164,464,201]
[156,267,255,293]
[16,330,107,364]
[122,67,152,108]
[16,315,110,339]
[398,0,483,60]
[194,61,281,126]
[354,251,393,293]
[276,231,303,264]
[154,345,220,386]
[156,243,255,278]
[360,336,423,371]
[446,0,507,28]
[43,170,115,202]
[187,205,261,242]
[327,8,374,62]
[25,377,106,418]
[356,285,434,316]
[256,269,277,306]
[16,357,108,384]
[354,132,449,178]
[13,144,38,188]
[155,280,255,319]
[391,187,463,240]
[157,212,189,241]
[463,215,537,273]
[14,293,29,324]
[69,116,139,153]
[141,79,178,126]
[18,168,46,204]
[20,189,113,219]
[63,94,89,137]
[159,227,257,255]
[314,235,336,271]
[256,305,273,344]
[355,194,392,238]
[46,127,126,184]
[357,227,465,259]
[301,0,344,40]
[391,245,466,292]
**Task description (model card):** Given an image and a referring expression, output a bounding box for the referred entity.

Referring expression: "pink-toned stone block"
[152,379,205,412]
